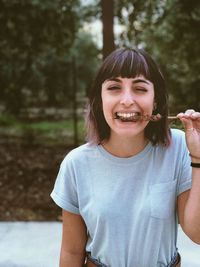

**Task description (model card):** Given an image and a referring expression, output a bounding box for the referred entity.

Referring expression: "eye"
[107,85,121,90]
[135,87,148,92]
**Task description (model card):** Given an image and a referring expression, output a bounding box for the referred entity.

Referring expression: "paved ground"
[0,222,61,267]
[0,222,199,267]
[177,228,200,267]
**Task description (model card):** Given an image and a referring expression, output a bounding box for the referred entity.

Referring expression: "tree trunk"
[101,0,115,59]
[72,57,79,147]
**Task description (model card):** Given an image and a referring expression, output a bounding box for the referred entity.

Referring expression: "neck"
[102,134,148,158]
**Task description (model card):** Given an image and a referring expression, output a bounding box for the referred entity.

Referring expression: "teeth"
[116,112,140,119]
[114,112,141,122]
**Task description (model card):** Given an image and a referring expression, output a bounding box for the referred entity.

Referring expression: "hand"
[177,109,200,161]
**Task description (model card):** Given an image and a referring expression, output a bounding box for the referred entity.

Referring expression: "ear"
[153,102,157,111]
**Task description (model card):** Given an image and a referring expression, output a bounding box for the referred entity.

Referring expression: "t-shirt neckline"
[97,141,152,164]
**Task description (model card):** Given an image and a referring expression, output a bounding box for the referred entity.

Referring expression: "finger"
[177,109,195,120]
[177,111,194,130]
[180,118,194,131]
[191,111,200,120]
[177,109,195,118]
[177,112,184,118]
[185,109,195,115]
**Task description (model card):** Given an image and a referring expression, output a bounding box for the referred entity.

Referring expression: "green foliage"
[70,31,101,95]
[0,113,16,126]
[80,0,101,22]
[115,0,149,46]
[141,0,200,112]
[115,0,200,112]
[1,0,199,117]
[0,0,80,112]
[0,0,100,115]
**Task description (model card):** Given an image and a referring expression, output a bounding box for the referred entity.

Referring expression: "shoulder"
[170,128,186,145]
[66,143,98,159]
[171,128,185,138]
[61,143,98,166]
[154,129,187,157]
[168,128,188,157]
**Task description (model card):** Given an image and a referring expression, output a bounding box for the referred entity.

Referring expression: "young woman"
[51,48,200,267]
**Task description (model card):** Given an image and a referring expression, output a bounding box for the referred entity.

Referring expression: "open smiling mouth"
[114,112,162,122]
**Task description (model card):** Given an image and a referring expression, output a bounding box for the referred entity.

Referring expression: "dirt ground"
[0,137,73,221]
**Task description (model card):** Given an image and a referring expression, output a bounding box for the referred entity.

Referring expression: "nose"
[120,90,135,107]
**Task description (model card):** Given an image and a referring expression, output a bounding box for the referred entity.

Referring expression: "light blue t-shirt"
[51,129,192,267]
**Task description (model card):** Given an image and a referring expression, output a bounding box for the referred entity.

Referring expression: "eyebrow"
[105,78,151,85]
[105,78,121,83]
[132,79,150,85]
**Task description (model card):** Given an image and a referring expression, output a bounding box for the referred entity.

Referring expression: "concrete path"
[177,228,200,267]
[0,222,61,267]
[0,222,199,267]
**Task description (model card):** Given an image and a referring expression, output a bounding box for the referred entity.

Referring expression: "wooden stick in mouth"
[167,116,178,120]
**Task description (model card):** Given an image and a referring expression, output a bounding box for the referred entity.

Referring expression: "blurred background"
[0,0,200,221]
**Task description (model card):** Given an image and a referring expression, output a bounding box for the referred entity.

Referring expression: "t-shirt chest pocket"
[149,180,177,220]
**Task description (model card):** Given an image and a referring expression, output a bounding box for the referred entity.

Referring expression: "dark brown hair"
[86,47,171,146]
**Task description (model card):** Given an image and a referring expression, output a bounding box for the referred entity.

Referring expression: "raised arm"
[60,209,88,267]
[177,110,200,244]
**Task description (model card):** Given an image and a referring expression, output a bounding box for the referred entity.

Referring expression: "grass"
[30,120,84,133]
[0,113,85,146]
[0,113,17,126]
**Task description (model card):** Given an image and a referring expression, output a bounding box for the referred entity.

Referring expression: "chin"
[117,129,145,139]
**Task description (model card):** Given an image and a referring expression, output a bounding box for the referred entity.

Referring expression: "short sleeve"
[177,133,192,195]
[50,155,80,214]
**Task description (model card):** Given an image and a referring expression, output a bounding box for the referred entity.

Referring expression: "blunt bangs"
[99,48,151,84]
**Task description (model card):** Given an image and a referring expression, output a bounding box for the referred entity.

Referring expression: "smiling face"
[101,75,155,140]
[86,48,169,146]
